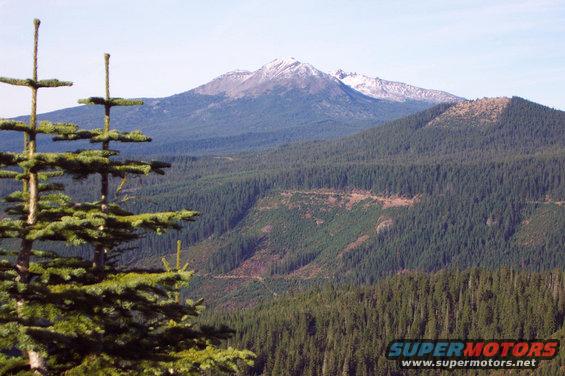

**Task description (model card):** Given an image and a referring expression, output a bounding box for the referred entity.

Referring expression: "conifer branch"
[0,152,26,166]
[0,170,18,179]
[8,170,65,181]
[53,128,151,143]
[19,150,115,173]
[77,97,143,107]
[0,120,79,136]
[0,77,72,89]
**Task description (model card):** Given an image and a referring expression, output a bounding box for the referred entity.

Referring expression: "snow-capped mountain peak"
[258,57,324,79]
[263,56,300,70]
[195,57,340,98]
[332,70,462,104]
[193,58,461,103]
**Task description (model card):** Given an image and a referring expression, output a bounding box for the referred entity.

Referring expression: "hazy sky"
[1,0,564,117]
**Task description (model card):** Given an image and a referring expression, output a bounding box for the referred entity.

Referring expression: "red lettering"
[512,342,528,357]
[464,342,484,357]
[542,341,558,358]
[499,342,514,357]
[527,342,544,357]
[483,342,499,357]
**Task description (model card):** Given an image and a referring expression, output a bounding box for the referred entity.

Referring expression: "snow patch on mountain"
[332,69,462,104]
[257,57,326,80]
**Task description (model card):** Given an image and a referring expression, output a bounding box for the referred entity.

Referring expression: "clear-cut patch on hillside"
[338,216,395,259]
[340,235,370,257]
[279,189,419,210]
[287,262,323,278]
[175,188,421,285]
[375,216,394,233]
[526,196,565,206]
[227,248,282,278]
[426,97,511,128]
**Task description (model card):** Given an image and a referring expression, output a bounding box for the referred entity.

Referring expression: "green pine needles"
[0,19,254,375]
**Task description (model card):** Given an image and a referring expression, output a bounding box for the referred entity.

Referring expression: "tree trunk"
[93,161,108,271]
[94,54,112,271]
[17,20,47,374]
[17,150,46,375]
[28,351,47,375]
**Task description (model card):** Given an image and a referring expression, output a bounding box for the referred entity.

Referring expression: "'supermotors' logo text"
[386,339,559,369]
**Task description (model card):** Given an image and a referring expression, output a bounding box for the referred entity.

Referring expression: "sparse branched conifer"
[54,52,198,271]
[0,19,254,375]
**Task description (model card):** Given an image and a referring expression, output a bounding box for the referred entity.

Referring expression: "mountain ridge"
[193,57,461,103]
[332,68,463,103]
[1,57,462,155]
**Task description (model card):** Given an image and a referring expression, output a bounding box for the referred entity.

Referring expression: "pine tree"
[54,52,165,271]
[1,19,253,375]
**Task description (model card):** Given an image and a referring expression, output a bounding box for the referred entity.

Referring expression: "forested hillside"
[1,97,562,306]
[254,96,565,165]
[105,96,563,305]
[130,96,563,248]
[205,269,565,376]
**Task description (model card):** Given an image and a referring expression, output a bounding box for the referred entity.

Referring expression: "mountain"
[267,96,565,163]
[0,58,460,155]
[333,69,462,103]
[194,57,346,98]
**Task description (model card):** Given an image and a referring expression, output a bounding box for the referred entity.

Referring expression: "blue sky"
[1,0,564,117]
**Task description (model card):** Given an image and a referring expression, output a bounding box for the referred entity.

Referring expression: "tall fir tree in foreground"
[0,18,97,373]
[54,52,166,271]
[0,19,253,375]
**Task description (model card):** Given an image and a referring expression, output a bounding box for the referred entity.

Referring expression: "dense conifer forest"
[3,97,563,270]
[206,269,565,375]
